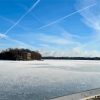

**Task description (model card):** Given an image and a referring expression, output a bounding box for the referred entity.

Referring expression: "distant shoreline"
[42,57,100,60]
[1,57,100,61]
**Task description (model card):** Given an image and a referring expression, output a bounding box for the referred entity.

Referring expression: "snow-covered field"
[0,60,100,100]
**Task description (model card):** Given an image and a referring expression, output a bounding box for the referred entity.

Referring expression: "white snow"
[0,60,100,100]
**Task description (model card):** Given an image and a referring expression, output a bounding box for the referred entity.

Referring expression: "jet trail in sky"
[38,3,96,30]
[4,0,40,35]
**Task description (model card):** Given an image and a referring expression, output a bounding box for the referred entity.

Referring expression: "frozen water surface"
[0,60,100,100]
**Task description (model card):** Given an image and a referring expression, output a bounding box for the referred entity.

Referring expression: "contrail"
[4,0,40,35]
[0,0,40,47]
[0,0,40,48]
[6,37,34,49]
[38,3,96,30]
[0,33,34,49]
[0,16,29,31]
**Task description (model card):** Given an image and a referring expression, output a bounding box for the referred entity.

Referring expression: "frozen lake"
[0,60,100,100]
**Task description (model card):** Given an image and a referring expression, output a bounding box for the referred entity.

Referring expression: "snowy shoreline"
[51,88,100,100]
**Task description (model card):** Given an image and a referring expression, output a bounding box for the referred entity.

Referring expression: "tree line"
[0,48,42,60]
[42,57,100,60]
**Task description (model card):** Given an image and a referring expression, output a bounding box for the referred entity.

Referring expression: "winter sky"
[0,0,100,57]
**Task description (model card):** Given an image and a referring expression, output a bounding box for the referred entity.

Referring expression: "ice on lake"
[0,60,100,100]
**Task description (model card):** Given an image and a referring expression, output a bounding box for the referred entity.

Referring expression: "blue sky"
[0,0,100,57]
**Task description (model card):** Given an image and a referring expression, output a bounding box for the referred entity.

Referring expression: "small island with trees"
[0,48,42,60]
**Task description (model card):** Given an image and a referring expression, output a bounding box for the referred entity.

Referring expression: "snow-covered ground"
[0,60,100,100]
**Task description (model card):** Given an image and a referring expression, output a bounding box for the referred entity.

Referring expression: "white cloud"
[35,33,80,46]
[77,0,100,33]
[40,47,100,57]
[0,33,35,49]
[38,34,69,45]
[0,33,8,38]
[6,37,34,49]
